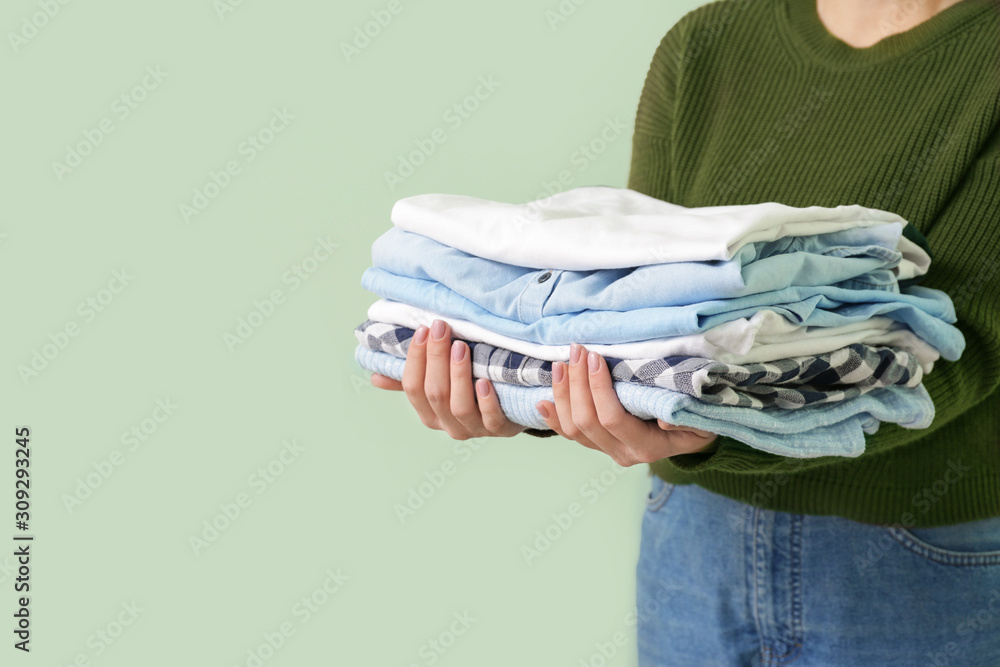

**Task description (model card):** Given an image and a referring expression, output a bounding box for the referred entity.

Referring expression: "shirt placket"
[516,269,559,323]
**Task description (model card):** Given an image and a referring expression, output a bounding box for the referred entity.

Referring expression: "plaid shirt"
[355,319,923,410]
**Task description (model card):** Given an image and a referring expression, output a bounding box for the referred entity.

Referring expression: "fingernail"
[431,320,446,340]
[414,326,428,344]
[570,343,581,364]
[452,340,466,362]
[536,402,550,420]
[552,362,564,384]
[588,351,599,374]
[477,379,491,398]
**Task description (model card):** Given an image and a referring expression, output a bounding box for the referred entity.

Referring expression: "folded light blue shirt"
[360,268,965,360]
[371,224,907,316]
[354,345,935,459]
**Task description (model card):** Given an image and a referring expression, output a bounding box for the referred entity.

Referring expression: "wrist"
[693,435,720,455]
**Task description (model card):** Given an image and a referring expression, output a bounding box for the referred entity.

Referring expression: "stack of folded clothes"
[353,185,966,458]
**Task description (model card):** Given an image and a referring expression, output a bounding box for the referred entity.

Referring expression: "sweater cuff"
[657,435,843,475]
[664,435,756,472]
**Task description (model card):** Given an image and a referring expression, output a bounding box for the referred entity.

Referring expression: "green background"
[3,0,705,664]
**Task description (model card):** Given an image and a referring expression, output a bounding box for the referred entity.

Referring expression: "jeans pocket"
[645,475,675,514]
[884,515,1000,567]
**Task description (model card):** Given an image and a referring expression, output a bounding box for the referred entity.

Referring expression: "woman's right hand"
[369,319,526,439]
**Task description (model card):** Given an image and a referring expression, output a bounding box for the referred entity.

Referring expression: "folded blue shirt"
[371,225,908,317]
[354,345,935,459]
[360,268,965,360]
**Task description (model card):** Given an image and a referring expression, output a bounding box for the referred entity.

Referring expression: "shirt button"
[537,271,552,283]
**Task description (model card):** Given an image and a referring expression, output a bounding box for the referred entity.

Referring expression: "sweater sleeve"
[660,115,1000,474]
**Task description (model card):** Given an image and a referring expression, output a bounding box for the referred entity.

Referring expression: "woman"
[371,0,1000,663]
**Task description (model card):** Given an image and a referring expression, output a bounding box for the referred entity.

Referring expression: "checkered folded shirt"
[354,319,924,410]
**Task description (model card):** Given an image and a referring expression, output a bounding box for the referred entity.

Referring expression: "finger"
[567,345,621,452]
[477,379,523,436]
[656,419,715,438]
[551,353,601,450]
[401,325,440,429]
[449,340,486,434]
[370,373,403,391]
[424,320,472,438]
[587,352,645,442]
[550,360,579,439]
[655,420,719,455]
[535,399,601,451]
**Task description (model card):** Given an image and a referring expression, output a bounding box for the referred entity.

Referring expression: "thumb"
[370,373,404,391]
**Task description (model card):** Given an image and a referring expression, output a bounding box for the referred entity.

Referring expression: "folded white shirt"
[367,299,940,373]
[390,185,930,279]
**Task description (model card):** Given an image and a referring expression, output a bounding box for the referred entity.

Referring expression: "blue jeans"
[637,476,1000,666]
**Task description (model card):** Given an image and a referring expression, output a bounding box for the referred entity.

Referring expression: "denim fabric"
[637,478,1000,666]
[360,268,965,360]
[368,298,942,371]
[355,318,925,409]
[390,185,930,279]
[372,225,921,315]
[354,345,936,458]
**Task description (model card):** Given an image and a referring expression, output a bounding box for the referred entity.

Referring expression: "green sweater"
[624,0,1000,526]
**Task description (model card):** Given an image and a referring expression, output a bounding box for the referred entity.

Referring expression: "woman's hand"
[369,319,525,439]
[534,344,719,466]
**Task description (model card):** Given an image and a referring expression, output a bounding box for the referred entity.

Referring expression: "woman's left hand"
[535,344,719,466]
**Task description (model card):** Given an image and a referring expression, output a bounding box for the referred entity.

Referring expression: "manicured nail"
[536,402,550,420]
[452,340,466,362]
[431,320,446,340]
[477,379,491,398]
[552,362,564,384]
[570,343,581,364]
[588,351,599,374]
[414,326,428,344]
